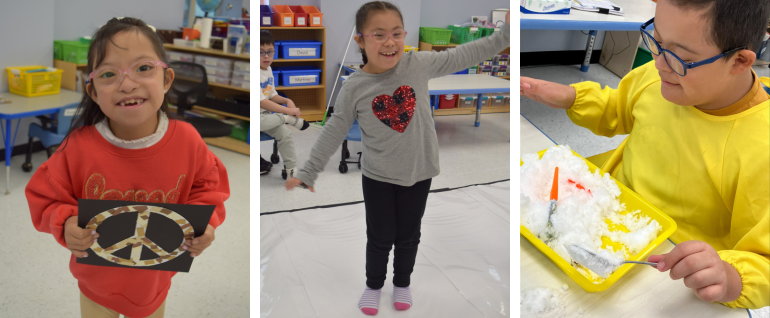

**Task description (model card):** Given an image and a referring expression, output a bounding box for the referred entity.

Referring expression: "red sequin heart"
[371,86,416,133]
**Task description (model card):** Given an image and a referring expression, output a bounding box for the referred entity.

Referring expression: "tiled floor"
[0,145,249,317]
[259,113,512,213]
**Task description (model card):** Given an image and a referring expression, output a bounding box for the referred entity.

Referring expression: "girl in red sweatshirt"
[25,17,229,318]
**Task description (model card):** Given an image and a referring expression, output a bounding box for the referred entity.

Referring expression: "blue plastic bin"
[271,69,280,86]
[453,68,468,75]
[278,40,322,59]
[276,66,322,87]
[260,5,273,26]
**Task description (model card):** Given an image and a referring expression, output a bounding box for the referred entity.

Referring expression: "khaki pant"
[260,112,297,169]
[80,292,165,318]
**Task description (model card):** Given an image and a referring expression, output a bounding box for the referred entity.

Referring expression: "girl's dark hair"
[62,17,174,149]
[668,0,770,60]
[260,30,274,46]
[356,1,404,65]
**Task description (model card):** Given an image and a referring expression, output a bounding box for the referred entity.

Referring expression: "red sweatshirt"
[26,119,229,317]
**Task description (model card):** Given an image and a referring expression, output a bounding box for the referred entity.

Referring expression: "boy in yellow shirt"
[521,0,769,309]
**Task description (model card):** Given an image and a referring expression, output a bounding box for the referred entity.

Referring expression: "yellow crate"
[404,45,419,53]
[520,148,677,292]
[6,66,63,97]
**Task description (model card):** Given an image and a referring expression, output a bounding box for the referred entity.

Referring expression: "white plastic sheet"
[261,181,510,317]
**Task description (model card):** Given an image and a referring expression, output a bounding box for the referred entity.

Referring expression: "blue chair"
[339,119,362,173]
[22,102,79,172]
[260,132,280,164]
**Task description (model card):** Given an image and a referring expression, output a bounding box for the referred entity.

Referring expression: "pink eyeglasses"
[88,60,168,87]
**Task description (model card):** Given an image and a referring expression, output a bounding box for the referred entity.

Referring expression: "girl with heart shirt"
[285,1,510,315]
[25,17,229,318]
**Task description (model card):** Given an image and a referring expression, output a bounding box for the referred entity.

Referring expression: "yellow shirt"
[567,61,769,309]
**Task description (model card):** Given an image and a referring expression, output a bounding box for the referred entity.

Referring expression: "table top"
[520,0,656,31]
[519,114,749,317]
[340,74,511,95]
[0,90,82,119]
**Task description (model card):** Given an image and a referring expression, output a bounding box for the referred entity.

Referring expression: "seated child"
[521,0,769,309]
[260,30,309,179]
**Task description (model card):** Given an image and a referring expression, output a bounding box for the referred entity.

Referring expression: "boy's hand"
[286,107,302,117]
[285,177,314,192]
[182,224,215,257]
[648,240,742,303]
[520,76,577,110]
[64,216,98,258]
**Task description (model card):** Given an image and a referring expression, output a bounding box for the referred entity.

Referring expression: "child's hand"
[520,76,577,110]
[182,224,215,257]
[286,107,302,118]
[285,177,314,192]
[648,240,742,303]
[64,216,98,258]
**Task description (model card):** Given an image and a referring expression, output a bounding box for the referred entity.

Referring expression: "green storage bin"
[80,37,92,45]
[419,27,452,45]
[230,121,249,141]
[632,46,653,70]
[479,27,495,37]
[448,25,481,44]
[53,40,64,60]
[61,41,90,65]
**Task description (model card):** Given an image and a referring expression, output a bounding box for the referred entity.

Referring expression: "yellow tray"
[520,148,677,292]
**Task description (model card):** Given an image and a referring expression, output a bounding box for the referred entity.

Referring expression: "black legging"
[362,175,432,289]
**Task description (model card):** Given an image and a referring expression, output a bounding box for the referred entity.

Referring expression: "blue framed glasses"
[640,18,746,76]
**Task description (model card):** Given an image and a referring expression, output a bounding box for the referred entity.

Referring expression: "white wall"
[0,0,56,156]
[53,0,186,40]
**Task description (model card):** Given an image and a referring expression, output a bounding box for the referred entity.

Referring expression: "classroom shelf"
[275,85,323,90]
[176,75,250,93]
[261,26,325,30]
[202,136,250,155]
[163,44,250,60]
[261,26,327,123]
[208,81,250,92]
[193,105,250,121]
[272,58,324,62]
[434,105,510,116]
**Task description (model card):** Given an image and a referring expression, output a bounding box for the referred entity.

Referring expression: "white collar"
[95,112,169,149]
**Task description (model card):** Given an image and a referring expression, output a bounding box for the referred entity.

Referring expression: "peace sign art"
[76,199,215,272]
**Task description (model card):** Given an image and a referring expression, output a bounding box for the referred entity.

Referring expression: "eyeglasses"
[357,29,407,43]
[640,18,746,76]
[260,50,275,57]
[88,60,168,87]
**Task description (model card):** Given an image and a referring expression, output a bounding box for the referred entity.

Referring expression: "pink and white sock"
[358,287,381,315]
[393,286,412,310]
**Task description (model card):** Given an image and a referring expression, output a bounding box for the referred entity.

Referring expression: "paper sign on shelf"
[289,75,317,85]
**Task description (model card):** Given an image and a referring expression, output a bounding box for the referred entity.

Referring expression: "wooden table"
[519,114,749,317]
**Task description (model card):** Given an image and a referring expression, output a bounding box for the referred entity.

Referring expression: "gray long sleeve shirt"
[296,24,510,187]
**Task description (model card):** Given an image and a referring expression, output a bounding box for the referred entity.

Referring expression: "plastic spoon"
[567,244,658,278]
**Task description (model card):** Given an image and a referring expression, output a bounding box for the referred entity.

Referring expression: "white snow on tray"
[521,145,661,281]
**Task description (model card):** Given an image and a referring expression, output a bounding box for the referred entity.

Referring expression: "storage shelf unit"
[164,44,250,155]
[260,26,327,122]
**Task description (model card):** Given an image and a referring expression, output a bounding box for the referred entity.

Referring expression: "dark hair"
[668,0,770,59]
[260,30,274,46]
[356,1,404,65]
[62,17,174,149]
